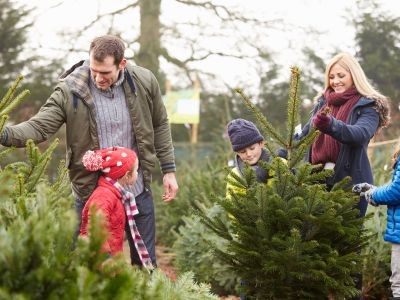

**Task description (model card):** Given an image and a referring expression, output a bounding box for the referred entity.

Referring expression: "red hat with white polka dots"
[82,147,137,180]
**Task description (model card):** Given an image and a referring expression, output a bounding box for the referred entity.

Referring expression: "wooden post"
[190,124,198,144]
[190,76,200,144]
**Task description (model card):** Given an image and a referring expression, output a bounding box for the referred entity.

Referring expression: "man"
[0,35,178,267]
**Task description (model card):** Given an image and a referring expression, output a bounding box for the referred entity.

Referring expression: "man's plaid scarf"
[105,177,154,272]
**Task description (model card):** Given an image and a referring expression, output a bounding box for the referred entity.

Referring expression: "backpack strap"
[72,93,79,113]
[125,69,137,96]
[125,66,153,100]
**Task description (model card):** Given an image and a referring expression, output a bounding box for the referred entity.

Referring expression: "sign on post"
[164,80,201,144]
[164,89,200,124]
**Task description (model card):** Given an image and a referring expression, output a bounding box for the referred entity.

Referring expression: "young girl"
[353,147,400,299]
[80,146,153,271]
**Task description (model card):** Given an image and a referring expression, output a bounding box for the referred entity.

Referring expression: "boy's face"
[236,141,264,165]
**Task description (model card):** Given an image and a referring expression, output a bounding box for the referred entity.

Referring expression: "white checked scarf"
[105,177,154,272]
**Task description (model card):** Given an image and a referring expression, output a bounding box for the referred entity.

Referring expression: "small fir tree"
[195,67,369,299]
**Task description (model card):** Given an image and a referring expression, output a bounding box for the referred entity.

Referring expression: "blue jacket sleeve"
[372,161,400,205]
[321,106,379,146]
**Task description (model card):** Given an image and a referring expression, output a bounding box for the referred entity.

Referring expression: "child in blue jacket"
[353,148,400,299]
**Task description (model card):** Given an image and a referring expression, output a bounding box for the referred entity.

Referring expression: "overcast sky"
[15,0,400,90]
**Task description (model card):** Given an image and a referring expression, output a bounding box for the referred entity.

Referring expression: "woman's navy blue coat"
[299,96,379,216]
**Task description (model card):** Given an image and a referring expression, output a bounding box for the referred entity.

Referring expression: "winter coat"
[80,176,126,255]
[299,96,379,186]
[371,160,400,244]
[1,61,175,201]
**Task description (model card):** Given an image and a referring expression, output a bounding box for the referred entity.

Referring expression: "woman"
[299,52,390,218]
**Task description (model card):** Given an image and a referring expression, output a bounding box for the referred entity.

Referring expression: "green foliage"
[173,205,239,295]
[200,157,368,298]
[354,0,400,103]
[362,206,391,299]
[360,147,393,299]
[235,67,319,169]
[0,174,219,299]
[353,0,400,138]
[194,67,370,298]
[155,154,228,247]
[0,78,218,300]
[0,0,31,96]
[154,150,239,295]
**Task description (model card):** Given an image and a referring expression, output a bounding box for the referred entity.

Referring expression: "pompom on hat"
[82,147,137,180]
[227,118,264,151]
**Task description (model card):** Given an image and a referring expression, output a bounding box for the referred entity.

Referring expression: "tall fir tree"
[195,67,369,299]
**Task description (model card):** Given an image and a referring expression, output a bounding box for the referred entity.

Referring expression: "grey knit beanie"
[227,119,264,151]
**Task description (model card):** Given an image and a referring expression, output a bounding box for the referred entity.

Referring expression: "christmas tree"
[196,67,368,299]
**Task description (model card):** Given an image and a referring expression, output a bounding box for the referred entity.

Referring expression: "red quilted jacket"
[80,176,125,255]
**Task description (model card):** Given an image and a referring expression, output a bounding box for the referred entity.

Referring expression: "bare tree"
[35,0,283,91]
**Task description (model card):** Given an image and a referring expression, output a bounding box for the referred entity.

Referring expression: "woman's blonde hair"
[315,52,390,128]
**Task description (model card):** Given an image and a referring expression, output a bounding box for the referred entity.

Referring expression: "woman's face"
[328,63,354,93]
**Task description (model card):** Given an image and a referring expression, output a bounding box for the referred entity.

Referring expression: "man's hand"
[162,172,178,202]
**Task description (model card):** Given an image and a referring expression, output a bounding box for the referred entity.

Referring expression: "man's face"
[89,53,126,90]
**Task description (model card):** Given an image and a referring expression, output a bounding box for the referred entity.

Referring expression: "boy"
[226,118,273,198]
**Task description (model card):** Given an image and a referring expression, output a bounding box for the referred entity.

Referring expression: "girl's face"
[236,141,264,165]
[328,63,354,93]
[120,160,139,187]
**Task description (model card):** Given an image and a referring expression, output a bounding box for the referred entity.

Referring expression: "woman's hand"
[313,113,331,131]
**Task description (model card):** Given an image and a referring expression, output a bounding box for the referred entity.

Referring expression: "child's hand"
[363,189,378,207]
[352,182,375,193]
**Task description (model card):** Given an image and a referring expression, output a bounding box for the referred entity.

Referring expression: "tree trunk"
[138,0,165,91]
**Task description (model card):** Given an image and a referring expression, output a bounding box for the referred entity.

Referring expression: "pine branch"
[25,139,59,193]
[289,146,307,169]
[234,88,286,146]
[295,128,319,150]
[286,67,301,149]
[0,75,23,110]
[51,160,70,194]
[0,89,30,117]
[39,138,59,163]
[191,199,233,241]
[0,147,15,164]
[0,115,9,134]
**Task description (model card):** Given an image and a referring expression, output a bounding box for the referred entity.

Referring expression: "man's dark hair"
[89,35,125,66]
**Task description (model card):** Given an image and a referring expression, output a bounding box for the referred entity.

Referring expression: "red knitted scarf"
[311,86,361,164]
